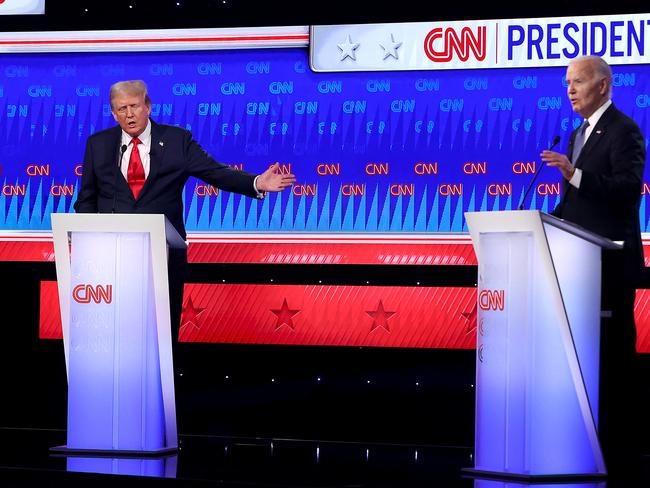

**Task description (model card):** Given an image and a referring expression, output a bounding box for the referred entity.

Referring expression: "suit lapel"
[110,126,134,198]
[560,103,617,202]
[567,130,576,164]
[574,104,615,168]
[560,127,579,200]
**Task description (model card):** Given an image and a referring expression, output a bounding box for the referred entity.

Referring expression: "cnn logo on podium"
[72,284,113,304]
[478,289,504,311]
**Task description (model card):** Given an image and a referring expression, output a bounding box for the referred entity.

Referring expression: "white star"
[380,34,402,60]
[338,35,360,61]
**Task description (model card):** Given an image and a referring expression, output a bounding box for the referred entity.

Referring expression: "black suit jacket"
[74,120,261,239]
[552,103,646,284]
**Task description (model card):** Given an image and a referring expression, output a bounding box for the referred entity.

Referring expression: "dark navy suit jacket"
[74,120,261,239]
[552,103,645,284]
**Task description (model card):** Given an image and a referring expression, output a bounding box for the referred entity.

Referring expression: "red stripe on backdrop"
[0,241,55,261]
[0,35,309,46]
[187,242,477,265]
[0,239,478,265]
[6,237,650,265]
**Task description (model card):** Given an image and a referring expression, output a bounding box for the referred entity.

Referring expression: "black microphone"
[518,135,560,211]
[112,144,128,213]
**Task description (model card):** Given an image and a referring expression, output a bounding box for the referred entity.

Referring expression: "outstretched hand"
[256,162,296,192]
[540,150,575,181]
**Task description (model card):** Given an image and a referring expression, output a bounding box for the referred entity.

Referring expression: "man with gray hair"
[74,79,296,346]
[541,56,645,476]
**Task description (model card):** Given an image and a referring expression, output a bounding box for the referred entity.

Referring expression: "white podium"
[50,213,186,455]
[464,210,621,480]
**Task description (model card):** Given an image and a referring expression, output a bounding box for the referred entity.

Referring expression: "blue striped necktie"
[572,120,590,164]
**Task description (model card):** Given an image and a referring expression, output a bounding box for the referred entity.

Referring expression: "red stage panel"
[39,283,650,353]
[178,284,477,348]
[635,289,650,352]
[40,281,477,348]
[25,233,650,352]
[40,281,61,339]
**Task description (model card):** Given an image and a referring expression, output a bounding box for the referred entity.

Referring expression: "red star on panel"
[461,301,478,336]
[180,295,206,331]
[271,298,301,330]
[366,300,396,332]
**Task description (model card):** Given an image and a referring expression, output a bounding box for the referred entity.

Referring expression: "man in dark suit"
[541,56,645,476]
[74,79,296,340]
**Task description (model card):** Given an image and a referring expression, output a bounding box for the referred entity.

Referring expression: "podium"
[464,210,621,480]
[50,213,186,455]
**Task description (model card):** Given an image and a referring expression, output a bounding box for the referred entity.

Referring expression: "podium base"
[462,467,608,482]
[50,445,177,458]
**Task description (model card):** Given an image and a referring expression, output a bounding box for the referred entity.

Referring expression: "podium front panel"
[67,232,119,449]
[67,231,165,451]
[475,231,533,473]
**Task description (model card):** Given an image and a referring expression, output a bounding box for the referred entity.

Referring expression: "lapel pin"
[159,141,164,146]
[596,130,602,134]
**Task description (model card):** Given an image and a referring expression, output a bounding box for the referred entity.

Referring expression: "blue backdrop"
[1,48,648,232]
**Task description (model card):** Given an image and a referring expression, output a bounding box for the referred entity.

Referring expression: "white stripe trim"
[0,26,309,53]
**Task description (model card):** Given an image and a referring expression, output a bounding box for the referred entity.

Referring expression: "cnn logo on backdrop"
[424,26,487,63]
[72,284,113,304]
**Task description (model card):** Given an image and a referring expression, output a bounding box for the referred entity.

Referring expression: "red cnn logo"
[424,26,487,63]
[73,284,113,304]
[479,289,504,311]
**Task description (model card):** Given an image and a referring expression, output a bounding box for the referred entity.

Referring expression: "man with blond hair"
[75,80,295,342]
[76,80,294,236]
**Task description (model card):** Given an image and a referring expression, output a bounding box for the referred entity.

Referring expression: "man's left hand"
[541,150,575,181]
[257,162,296,192]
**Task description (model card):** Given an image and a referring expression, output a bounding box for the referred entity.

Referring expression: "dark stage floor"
[0,428,648,488]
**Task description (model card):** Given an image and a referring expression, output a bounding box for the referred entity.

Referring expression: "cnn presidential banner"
[0,0,44,15]
[311,13,650,71]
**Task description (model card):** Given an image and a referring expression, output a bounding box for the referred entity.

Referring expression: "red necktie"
[127,137,145,199]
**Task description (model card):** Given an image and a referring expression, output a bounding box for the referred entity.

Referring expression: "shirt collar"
[121,119,152,146]
[585,99,612,129]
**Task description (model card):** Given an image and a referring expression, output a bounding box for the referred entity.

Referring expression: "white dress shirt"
[120,120,152,179]
[569,99,612,188]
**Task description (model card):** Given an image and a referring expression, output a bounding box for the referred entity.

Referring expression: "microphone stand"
[112,143,127,213]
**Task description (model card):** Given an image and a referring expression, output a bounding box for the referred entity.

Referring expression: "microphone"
[112,144,128,213]
[518,135,560,211]
[119,144,128,166]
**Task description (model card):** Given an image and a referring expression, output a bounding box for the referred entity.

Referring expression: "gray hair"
[571,56,613,97]
[109,80,152,109]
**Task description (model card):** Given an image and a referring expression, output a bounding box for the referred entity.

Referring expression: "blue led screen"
[1,48,649,232]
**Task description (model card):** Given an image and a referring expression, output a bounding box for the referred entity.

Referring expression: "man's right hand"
[256,162,296,192]
[541,150,575,181]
